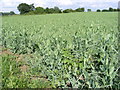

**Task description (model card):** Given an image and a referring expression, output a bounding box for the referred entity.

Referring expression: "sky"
[0,0,119,14]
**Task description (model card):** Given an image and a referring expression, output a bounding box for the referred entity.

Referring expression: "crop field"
[1,12,120,88]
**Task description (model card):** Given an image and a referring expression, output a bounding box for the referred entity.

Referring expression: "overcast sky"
[0,0,119,14]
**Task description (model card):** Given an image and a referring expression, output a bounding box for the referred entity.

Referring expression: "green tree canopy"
[109,7,114,12]
[63,9,74,13]
[45,7,50,13]
[75,8,85,12]
[96,9,101,12]
[1,11,15,16]
[87,9,91,12]
[102,9,109,12]
[53,6,62,13]
[34,7,44,14]
[17,3,35,14]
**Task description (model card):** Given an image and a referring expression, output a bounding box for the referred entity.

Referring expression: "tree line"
[17,3,120,15]
[96,7,120,12]
[0,11,15,16]
[1,3,120,16]
[17,3,86,15]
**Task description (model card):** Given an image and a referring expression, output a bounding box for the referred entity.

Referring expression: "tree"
[75,8,81,12]
[1,12,10,16]
[45,7,50,13]
[96,9,101,12]
[109,7,114,12]
[75,8,85,12]
[53,6,61,13]
[34,7,44,14]
[63,9,74,13]
[29,4,35,11]
[45,7,54,14]
[87,9,91,12]
[49,8,55,13]
[10,11,15,15]
[113,9,117,12]
[117,8,120,12]
[44,7,62,14]
[102,9,108,12]
[81,8,85,12]
[17,3,35,14]
[1,11,15,16]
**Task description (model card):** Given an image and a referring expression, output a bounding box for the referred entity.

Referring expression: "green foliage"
[10,11,15,15]
[2,55,21,88]
[1,11,15,16]
[102,9,109,12]
[1,54,52,88]
[96,9,101,12]
[87,9,91,12]
[17,3,35,14]
[16,3,120,15]
[75,8,85,12]
[53,6,62,13]
[109,7,114,12]
[2,12,119,88]
[44,7,61,14]
[45,7,53,14]
[63,9,74,13]
[101,7,120,12]
[34,7,45,14]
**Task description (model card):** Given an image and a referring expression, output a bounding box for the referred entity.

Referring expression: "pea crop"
[1,12,119,88]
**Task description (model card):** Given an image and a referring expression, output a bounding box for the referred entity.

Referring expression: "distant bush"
[75,8,85,12]
[63,9,74,13]
[102,9,109,12]
[87,9,91,12]
[96,9,101,12]
[1,11,15,16]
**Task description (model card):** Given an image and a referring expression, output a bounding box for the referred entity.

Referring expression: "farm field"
[1,12,120,88]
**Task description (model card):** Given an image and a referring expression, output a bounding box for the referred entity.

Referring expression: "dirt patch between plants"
[19,64,29,72]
